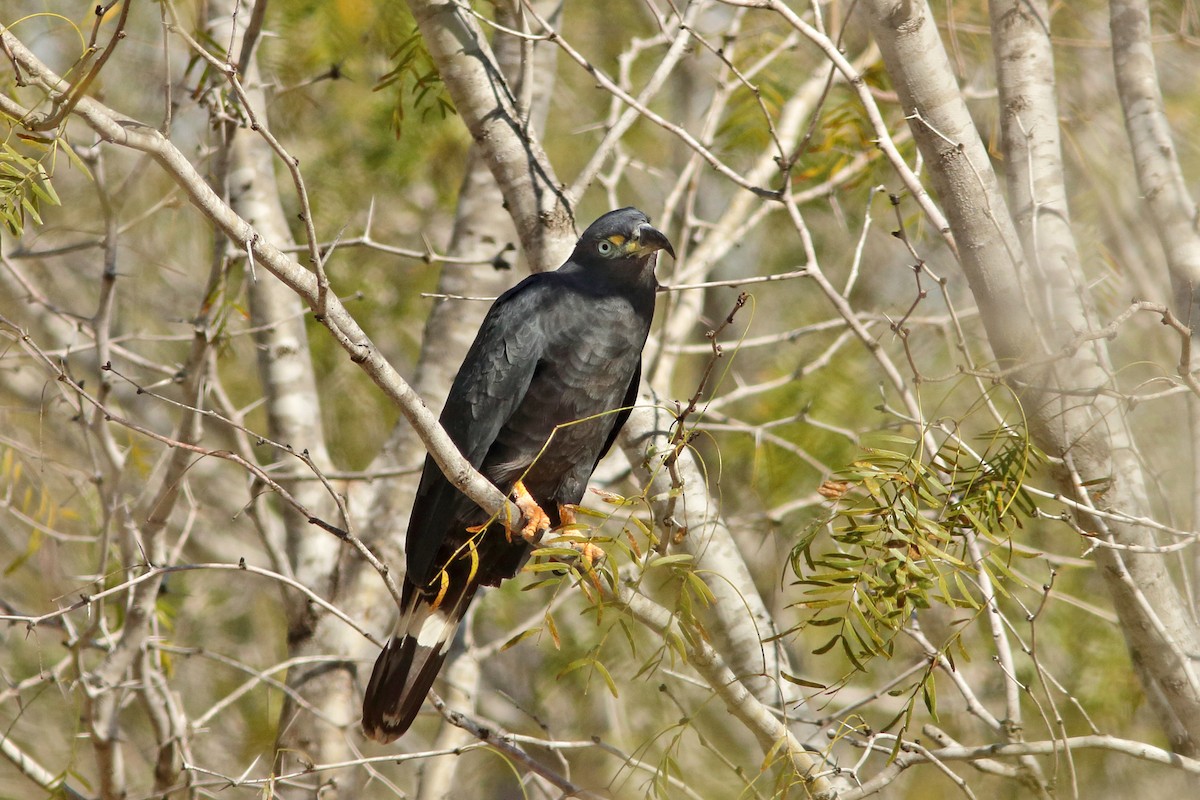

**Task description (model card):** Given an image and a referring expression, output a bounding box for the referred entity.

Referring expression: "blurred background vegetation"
[3,0,1200,797]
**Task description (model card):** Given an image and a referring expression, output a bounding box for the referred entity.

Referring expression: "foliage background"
[3,0,1200,797]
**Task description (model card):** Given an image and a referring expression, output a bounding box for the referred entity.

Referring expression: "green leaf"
[592,659,619,697]
[4,527,42,576]
[840,634,867,671]
[781,672,827,689]
[500,627,541,652]
[922,674,938,719]
[648,553,695,569]
[683,571,716,606]
[812,633,842,655]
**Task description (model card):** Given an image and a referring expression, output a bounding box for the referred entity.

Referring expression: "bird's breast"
[481,291,650,487]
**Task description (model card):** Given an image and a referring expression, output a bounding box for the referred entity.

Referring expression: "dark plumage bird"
[362,207,674,743]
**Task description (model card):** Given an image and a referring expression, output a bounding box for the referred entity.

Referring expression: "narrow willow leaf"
[500,627,541,652]
[781,672,827,689]
[813,633,842,656]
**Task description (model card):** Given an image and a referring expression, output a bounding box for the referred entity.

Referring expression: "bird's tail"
[361,581,476,743]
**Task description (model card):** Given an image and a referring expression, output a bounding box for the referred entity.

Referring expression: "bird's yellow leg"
[463,483,549,543]
[512,479,551,544]
[573,542,605,568]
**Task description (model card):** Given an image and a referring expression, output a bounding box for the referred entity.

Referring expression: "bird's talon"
[575,542,605,567]
[544,539,605,571]
[557,503,579,529]
[520,514,550,544]
[512,479,551,544]
[571,542,605,591]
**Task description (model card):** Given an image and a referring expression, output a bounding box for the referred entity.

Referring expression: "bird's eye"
[597,240,614,255]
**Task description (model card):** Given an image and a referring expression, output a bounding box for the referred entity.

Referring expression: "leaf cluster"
[788,424,1043,672]
[0,136,73,236]
[0,446,78,577]
[374,29,456,139]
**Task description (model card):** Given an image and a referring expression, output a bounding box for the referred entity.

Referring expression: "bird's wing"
[405,273,555,588]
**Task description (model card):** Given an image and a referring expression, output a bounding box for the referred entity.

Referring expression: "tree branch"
[404,0,573,271]
[861,0,1200,754]
[0,22,526,545]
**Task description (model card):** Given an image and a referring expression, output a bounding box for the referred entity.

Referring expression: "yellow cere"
[607,234,626,246]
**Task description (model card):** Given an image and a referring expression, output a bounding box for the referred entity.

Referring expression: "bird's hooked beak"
[628,223,676,261]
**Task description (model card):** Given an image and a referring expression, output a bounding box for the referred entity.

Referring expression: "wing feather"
[405,273,555,588]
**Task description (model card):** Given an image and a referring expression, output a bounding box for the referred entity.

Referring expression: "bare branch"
[0,23,527,540]
[405,0,573,271]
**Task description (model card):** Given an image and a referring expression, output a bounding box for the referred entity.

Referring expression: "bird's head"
[573,207,676,268]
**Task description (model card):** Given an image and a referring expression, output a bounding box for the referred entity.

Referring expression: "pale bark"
[612,582,837,799]
[864,0,1200,754]
[623,389,803,714]
[82,307,211,800]
[860,1,1035,363]
[1110,0,1200,608]
[201,2,353,789]
[0,26,525,543]
[413,649,482,800]
[992,0,1095,343]
[990,0,1085,763]
[405,0,574,272]
[1110,0,1200,293]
